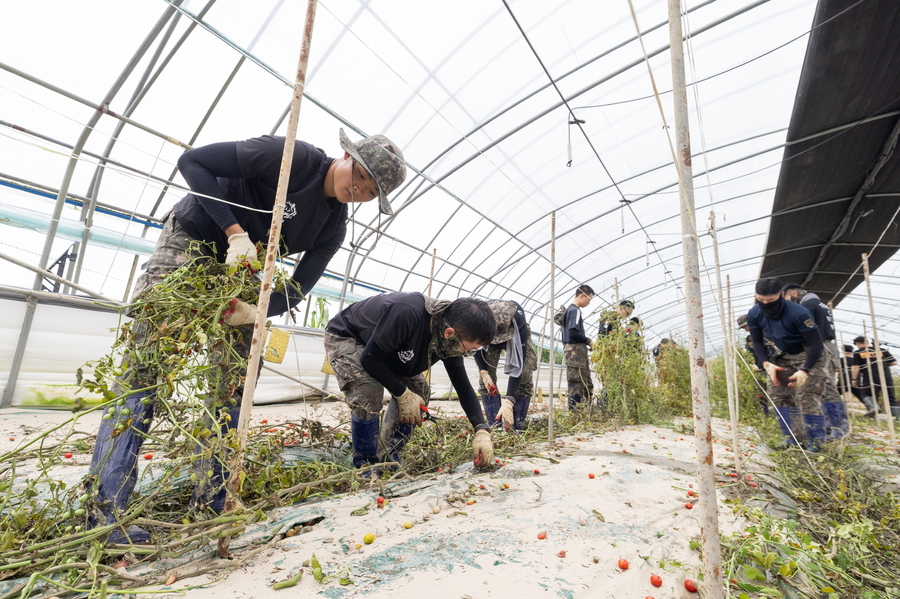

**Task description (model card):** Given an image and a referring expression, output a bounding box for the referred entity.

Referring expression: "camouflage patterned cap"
[339,128,406,215]
[737,314,748,328]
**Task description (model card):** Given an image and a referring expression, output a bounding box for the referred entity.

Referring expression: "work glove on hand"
[496,396,515,431]
[479,370,498,396]
[763,362,783,385]
[223,298,257,326]
[789,369,808,388]
[226,232,258,268]
[472,429,494,467]
[397,388,426,425]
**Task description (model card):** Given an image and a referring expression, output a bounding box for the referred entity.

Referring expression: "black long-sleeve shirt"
[561,303,588,344]
[173,136,346,317]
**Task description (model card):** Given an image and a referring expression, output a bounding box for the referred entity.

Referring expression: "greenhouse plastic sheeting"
[1,0,899,368]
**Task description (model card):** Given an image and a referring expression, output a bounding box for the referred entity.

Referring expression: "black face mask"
[758,297,785,319]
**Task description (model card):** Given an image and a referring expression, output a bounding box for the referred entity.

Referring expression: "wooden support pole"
[549,211,556,442]
[710,214,740,475]
[427,248,437,297]
[668,1,725,594]
[217,0,319,558]
[862,253,897,449]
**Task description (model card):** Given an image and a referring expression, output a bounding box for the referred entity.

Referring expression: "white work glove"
[397,388,426,425]
[472,428,493,468]
[789,369,808,388]
[479,370,498,396]
[223,298,258,326]
[225,232,258,268]
[496,396,515,431]
[763,362,783,385]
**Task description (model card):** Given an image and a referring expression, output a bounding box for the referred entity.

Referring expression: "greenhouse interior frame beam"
[1,2,184,409]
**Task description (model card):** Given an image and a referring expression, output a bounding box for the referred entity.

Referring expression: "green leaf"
[339,577,354,585]
[759,588,783,598]
[689,539,701,551]
[350,504,370,517]
[87,540,103,570]
[743,565,767,581]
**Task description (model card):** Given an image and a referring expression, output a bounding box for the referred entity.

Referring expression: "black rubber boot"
[513,395,531,431]
[86,390,155,544]
[567,395,583,412]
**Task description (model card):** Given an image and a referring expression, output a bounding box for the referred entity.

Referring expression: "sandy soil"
[1,402,766,598]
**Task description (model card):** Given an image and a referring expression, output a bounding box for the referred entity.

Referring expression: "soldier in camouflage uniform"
[474,300,538,430]
[747,277,828,450]
[562,284,595,410]
[87,130,406,543]
[325,293,497,472]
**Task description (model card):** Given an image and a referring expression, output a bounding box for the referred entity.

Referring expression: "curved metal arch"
[346,0,764,288]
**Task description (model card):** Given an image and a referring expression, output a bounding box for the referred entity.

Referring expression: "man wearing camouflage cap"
[86,130,406,543]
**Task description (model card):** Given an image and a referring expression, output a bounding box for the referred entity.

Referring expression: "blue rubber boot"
[803,414,827,452]
[86,390,155,544]
[380,398,414,466]
[774,407,798,447]
[351,414,381,473]
[821,401,849,439]
[482,394,501,428]
[190,402,241,514]
[513,396,531,431]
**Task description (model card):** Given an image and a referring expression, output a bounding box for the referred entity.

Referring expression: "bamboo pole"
[428,248,437,296]
[862,253,897,449]
[837,332,854,435]
[726,275,741,461]
[863,321,879,418]
[668,2,724,595]
[549,211,556,442]
[217,0,319,558]
[710,214,740,475]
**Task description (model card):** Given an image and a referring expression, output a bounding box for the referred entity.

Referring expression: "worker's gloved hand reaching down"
[223,298,258,326]
[397,388,426,425]
[789,369,808,388]
[496,396,515,431]
[226,232,258,268]
[472,429,494,467]
[763,362,783,385]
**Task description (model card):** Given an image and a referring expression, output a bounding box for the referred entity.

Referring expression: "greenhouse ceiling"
[1,0,899,354]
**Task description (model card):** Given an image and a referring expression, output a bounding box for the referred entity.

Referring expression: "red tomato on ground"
[537,531,547,539]
[618,559,629,570]
[684,579,698,592]
[650,574,663,587]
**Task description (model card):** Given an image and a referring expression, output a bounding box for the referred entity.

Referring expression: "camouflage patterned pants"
[768,350,826,414]
[120,213,255,397]
[564,343,594,399]
[475,341,538,398]
[323,331,430,419]
[822,340,842,403]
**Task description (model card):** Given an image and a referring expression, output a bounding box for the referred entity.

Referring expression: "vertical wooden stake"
[668,1,725,594]
[217,0,319,558]
[428,248,436,297]
[862,253,897,449]
[549,211,556,442]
